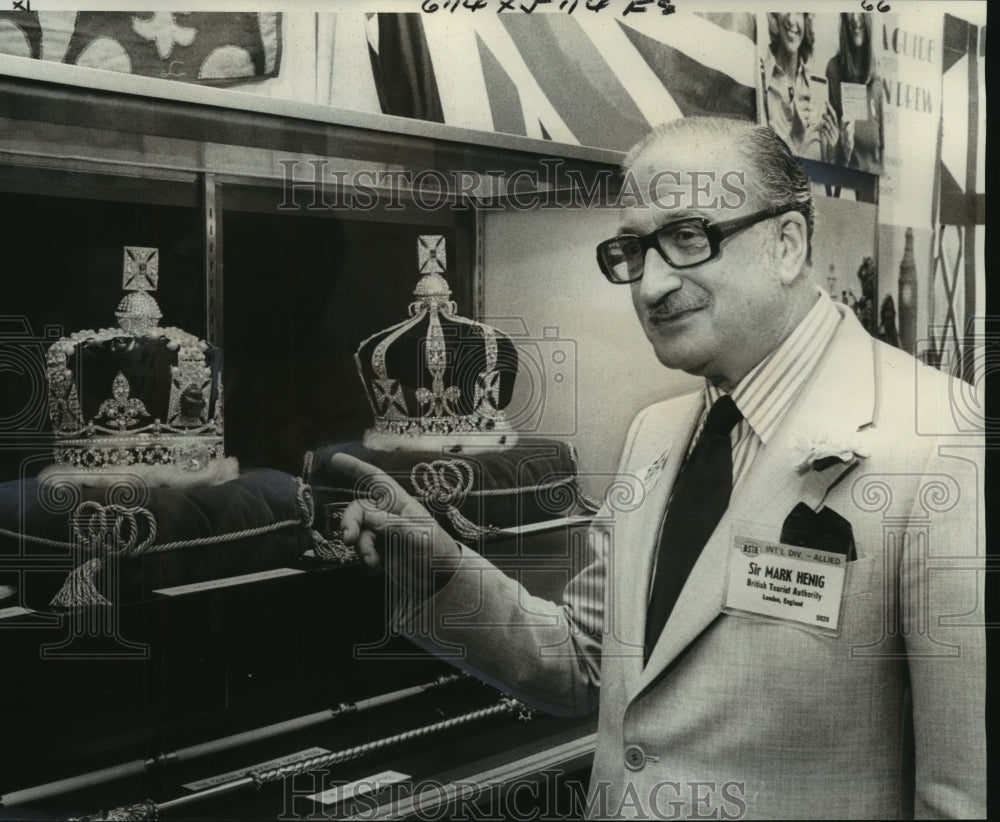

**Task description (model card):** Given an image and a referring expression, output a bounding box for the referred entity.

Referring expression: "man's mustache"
[646,289,710,320]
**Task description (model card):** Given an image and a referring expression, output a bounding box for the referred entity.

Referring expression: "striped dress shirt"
[691,291,843,489]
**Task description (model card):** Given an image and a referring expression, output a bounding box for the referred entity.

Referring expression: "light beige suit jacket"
[397,306,985,819]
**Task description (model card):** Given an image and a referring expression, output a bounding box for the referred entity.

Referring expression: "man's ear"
[776,211,809,285]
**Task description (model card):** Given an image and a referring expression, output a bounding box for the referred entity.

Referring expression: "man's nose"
[636,247,683,302]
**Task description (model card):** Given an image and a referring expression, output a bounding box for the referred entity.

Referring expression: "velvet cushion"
[306,439,581,540]
[0,468,310,609]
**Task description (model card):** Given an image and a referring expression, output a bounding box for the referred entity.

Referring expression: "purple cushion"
[307,439,581,539]
[0,469,310,608]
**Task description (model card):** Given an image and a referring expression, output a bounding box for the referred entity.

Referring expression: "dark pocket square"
[780,502,857,561]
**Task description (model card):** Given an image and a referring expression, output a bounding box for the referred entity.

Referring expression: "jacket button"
[624,744,645,771]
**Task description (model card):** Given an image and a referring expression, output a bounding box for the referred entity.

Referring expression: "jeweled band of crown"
[43,247,236,485]
[355,236,519,452]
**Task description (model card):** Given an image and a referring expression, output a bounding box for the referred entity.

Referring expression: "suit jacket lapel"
[617,391,703,684]
[632,306,879,698]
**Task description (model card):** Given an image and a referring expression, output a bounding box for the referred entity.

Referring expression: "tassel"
[445,506,499,541]
[50,557,112,608]
[295,477,354,565]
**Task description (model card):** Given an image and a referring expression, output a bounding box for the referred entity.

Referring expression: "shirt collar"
[764,48,810,84]
[704,291,842,444]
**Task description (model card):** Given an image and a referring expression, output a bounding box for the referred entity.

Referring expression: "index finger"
[329,453,413,515]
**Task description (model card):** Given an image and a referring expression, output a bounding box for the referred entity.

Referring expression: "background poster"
[876,9,941,229]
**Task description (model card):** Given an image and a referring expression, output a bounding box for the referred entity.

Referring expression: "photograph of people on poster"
[758,12,838,162]
[820,12,884,172]
[760,11,885,173]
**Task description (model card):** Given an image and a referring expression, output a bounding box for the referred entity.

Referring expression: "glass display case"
[0,54,614,821]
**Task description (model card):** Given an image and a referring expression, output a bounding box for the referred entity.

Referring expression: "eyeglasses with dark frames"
[596,206,794,284]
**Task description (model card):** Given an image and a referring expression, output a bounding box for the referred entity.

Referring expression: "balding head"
[624,118,815,261]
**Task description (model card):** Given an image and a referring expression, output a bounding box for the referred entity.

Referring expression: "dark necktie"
[644,394,743,662]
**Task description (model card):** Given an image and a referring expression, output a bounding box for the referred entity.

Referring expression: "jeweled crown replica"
[44,247,236,484]
[356,236,520,452]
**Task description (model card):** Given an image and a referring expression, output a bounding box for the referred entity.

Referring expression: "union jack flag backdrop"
[0,11,756,150]
[360,11,757,149]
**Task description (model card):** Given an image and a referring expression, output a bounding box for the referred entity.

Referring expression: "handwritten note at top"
[420,0,676,15]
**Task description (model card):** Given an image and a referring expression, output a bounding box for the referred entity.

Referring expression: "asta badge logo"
[741,541,760,557]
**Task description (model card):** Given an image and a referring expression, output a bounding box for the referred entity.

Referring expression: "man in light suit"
[336,118,985,819]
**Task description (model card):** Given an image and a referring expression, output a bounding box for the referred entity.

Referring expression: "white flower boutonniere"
[794,428,871,475]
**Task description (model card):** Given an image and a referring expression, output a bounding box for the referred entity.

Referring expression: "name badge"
[723,534,847,637]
